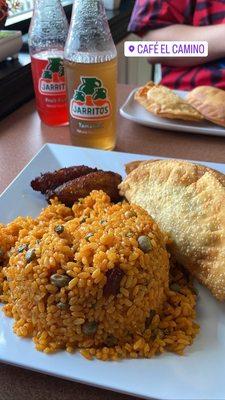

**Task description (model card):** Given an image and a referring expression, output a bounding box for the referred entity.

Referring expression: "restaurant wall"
[116,34,153,85]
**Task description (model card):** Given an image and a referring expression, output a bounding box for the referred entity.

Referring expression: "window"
[8,0,34,17]
[6,0,73,33]
[8,0,72,16]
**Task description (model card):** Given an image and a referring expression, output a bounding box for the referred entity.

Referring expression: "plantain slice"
[31,166,98,194]
[46,171,122,206]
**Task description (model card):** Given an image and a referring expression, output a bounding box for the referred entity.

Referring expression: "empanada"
[119,159,225,301]
[125,160,146,175]
[187,86,225,128]
[135,81,204,122]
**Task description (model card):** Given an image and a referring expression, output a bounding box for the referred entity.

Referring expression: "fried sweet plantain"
[46,171,122,206]
[31,166,98,194]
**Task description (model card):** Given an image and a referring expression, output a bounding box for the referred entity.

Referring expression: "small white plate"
[1,143,225,400]
[120,88,225,137]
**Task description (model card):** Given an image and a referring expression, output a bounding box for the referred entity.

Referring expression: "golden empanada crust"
[135,81,204,122]
[119,159,225,301]
[125,160,156,175]
[187,86,225,128]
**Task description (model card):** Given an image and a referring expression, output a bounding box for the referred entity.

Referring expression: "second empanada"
[187,86,225,128]
[135,81,204,122]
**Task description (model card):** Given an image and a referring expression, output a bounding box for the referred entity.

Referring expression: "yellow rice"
[0,190,199,360]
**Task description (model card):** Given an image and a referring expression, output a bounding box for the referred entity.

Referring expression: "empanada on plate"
[187,86,225,128]
[119,159,225,301]
[135,81,204,122]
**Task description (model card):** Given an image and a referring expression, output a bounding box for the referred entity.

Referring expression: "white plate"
[120,88,225,137]
[1,143,225,400]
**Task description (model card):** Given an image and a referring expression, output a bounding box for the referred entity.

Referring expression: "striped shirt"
[129,0,225,90]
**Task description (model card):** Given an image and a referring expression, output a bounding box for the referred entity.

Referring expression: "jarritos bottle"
[64,0,117,150]
[28,0,69,126]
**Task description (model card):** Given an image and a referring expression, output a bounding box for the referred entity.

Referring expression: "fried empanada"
[119,159,225,301]
[125,159,165,175]
[187,86,225,128]
[125,160,145,175]
[135,81,204,122]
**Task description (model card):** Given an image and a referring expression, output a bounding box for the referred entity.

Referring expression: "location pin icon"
[129,45,135,53]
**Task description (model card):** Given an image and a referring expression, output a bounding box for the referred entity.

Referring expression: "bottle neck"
[33,0,66,17]
[64,0,117,63]
[29,0,69,54]
[34,0,62,6]
[70,0,109,32]
[75,0,100,5]
[73,0,105,17]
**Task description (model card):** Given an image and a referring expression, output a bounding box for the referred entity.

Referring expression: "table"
[0,83,225,400]
[1,84,225,194]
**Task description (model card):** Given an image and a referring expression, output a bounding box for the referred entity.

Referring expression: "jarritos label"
[39,58,66,96]
[70,76,112,121]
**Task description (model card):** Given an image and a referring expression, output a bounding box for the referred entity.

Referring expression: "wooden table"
[0,83,225,400]
[1,84,225,194]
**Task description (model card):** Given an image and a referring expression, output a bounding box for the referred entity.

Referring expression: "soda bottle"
[28,0,69,126]
[64,0,117,150]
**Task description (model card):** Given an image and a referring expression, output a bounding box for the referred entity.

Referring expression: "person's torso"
[161,0,225,90]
